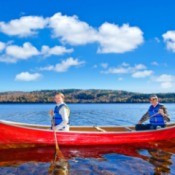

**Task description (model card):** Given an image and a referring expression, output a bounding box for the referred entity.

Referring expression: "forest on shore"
[0,89,175,103]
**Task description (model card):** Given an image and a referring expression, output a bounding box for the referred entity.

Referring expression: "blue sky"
[0,0,175,93]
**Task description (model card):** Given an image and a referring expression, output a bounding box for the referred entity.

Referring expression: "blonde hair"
[56,92,65,99]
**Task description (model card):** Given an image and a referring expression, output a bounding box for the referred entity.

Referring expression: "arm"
[159,105,170,122]
[55,106,69,130]
[49,109,54,117]
[138,111,150,124]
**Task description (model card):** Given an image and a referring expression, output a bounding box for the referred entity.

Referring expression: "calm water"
[0,103,175,175]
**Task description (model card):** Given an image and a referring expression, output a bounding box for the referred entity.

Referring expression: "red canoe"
[1,120,175,148]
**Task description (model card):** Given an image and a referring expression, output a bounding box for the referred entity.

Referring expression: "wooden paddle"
[47,116,67,175]
[48,122,67,175]
[50,113,65,160]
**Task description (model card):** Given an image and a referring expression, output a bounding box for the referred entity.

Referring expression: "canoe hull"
[1,121,175,148]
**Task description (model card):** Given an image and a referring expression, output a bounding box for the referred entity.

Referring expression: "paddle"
[50,116,65,159]
[149,112,159,119]
[138,112,160,124]
[136,112,163,130]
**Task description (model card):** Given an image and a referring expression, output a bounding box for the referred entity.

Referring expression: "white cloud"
[132,70,153,78]
[151,61,159,66]
[49,13,97,45]
[0,41,5,52]
[0,13,144,54]
[0,42,73,63]
[0,55,17,63]
[155,74,174,89]
[40,57,85,72]
[102,66,130,74]
[134,64,146,70]
[6,42,39,59]
[0,16,47,37]
[49,13,144,53]
[102,63,146,74]
[162,30,175,52]
[97,23,144,53]
[40,65,55,71]
[102,62,153,78]
[15,72,41,81]
[101,63,108,69]
[41,45,73,57]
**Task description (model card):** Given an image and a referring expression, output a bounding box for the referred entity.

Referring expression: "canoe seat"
[124,127,133,132]
[94,126,106,132]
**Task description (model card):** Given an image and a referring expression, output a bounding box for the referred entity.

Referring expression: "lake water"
[0,103,175,175]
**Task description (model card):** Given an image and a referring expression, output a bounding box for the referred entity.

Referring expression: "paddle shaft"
[53,126,59,151]
[51,117,66,160]
[51,117,60,152]
[149,112,158,118]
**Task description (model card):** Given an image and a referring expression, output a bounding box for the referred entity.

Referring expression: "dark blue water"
[0,103,175,175]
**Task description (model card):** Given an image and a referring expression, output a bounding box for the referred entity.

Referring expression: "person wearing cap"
[136,95,170,130]
[49,92,70,131]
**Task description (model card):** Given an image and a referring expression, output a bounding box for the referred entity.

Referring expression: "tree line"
[0,89,175,103]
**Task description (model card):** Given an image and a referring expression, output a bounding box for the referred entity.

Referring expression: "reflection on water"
[148,149,172,174]
[0,141,175,175]
[48,158,68,175]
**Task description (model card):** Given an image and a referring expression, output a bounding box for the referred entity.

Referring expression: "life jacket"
[53,103,70,126]
[148,103,165,126]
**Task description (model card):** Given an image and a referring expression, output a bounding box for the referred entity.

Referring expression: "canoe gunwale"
[1,120,175,134]
[1,120,175,147]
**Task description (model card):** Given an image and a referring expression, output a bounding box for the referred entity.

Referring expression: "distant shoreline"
[0,102,174,104]
[0,89,175,103]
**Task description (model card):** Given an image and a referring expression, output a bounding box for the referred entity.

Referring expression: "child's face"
[54,95,63,104]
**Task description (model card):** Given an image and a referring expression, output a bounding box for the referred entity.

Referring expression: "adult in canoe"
[49,93,70,131]
[136,95,170,130]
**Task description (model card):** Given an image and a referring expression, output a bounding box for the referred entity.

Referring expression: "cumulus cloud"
[0,55,17,63]
[0,41,5,52]
[49,13,97,45]
[102,63,145,74]
[0,42,40,63]
[132,70,153,78]
[0,16,47,37]
[40,57,85,72]
[0,42,73,63]
[102,66,130,74]
[15,72,41,81]
[6,42,39,59]
[102,62,153,78]
[162,30,175,52]
[134,64,147,70]
[155,74,175,89]
[41,45,73,57]
[48,13,144,53]
[0,13,144,54]
[97,23,144,53]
